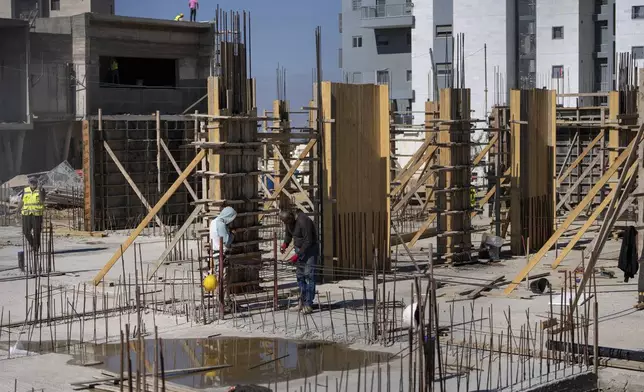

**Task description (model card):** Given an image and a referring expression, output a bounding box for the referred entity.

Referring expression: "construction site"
[2,2,644,392]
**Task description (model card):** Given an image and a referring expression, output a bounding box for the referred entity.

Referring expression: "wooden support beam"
[393,167,435,213]
[470,168,511,218]
[103,141,165,231]
[272,146,315,210]
[92,149,206,285]
[391,152,425,205]
[571,125,643,309]
[504,136,637,294]
[159,139,198,201]
[260,138,317,219]
[556,154,601,210]
[148,205,204,280]
[391,145,438,196]
[472,133,498,166]
[551,162,637,269]
[408,213,437,248]
[556,130,604,187]
[392,138,433,184]
[556,131,579,179]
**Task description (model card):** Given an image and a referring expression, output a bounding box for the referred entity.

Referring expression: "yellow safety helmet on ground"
[203,274,217,292]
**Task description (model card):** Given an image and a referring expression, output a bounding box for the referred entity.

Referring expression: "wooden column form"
[436,88,472,262]
[637,69,644,255]
[320,82,390,280]
[509,89,556,255]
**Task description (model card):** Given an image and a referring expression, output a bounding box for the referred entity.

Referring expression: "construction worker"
[174,13,184,21]
[188,0,199,22]
[17,177,45,253]
[279,209,319,315]
[208,207,237,305]
[110,58,119,84]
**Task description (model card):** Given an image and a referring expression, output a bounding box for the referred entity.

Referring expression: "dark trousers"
[190,8,197,21]
[22,215,43,252]
[295,248,318,307]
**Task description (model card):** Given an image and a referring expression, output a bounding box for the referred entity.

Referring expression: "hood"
[218,206,237,224]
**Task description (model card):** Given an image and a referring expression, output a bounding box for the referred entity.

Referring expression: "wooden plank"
[159,139,198,201]
[556,130,604,186]
[608,91,620,168]
[556,154,601,210]
[408,213,437,248]
[470,168,511,218]
[82,120,93,231]
[148,205,204,280]
[103,141,165,230]
[472,133,498,166]
[272,147,315,210]
[260,138,317,219]
[465,275,505,300]
[504,138,636,294]
[92,149,206,285]
[390,145,438,196]
[551,162,638,269]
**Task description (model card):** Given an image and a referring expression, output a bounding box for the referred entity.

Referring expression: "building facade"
[339,0,414,118]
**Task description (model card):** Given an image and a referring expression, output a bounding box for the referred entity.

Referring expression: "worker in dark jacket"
[279,210,319,314]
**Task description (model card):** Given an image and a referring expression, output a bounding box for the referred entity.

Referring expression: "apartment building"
[339,0,414,118]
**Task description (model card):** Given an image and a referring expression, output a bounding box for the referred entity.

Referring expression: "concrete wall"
[616,0,644,68]
[50,0,114,18]
[84,15,211,115]
[31,17,74,119]
[340,0,412,101]
[0,23,28,122]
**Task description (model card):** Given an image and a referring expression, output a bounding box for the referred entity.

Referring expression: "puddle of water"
[17,337,391,389]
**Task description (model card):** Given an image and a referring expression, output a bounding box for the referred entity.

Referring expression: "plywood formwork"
[82,115,199,231]
[320,82,390,280]
[509,89,556,255]
[436,88,472,262]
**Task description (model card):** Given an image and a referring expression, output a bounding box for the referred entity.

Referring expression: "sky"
[116,0,342,117]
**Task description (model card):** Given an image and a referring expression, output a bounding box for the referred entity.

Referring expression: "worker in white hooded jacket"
[207,207,237,305]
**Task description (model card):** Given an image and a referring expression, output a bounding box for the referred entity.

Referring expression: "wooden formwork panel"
[510,89,556,255]
[320,82,390,280]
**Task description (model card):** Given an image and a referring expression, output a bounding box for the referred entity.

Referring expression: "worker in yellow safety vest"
[110,58,120,84]
[17,177,46,252]
[174,13,184,21]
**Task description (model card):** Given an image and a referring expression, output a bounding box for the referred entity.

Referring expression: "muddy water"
[63,336,391,389]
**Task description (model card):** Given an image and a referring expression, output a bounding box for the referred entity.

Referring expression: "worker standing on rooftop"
[174,13,184,21]
[110,58,119,84]
[279,209,319,315]
[17,177,46,253]
[189,0,199,22]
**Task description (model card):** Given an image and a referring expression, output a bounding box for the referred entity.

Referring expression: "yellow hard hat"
[203,274,217,292]
[180,13,184,16]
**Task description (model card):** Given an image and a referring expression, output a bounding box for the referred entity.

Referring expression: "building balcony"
[360,4,414,29]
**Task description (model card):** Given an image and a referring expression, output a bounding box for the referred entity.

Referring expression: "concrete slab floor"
[0,217,642,391]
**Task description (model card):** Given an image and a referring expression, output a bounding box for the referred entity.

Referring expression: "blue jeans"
[295,248,318,307]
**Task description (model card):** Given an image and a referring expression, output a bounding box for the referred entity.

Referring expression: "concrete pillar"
[14,129,25,174]
[72,14,90,119]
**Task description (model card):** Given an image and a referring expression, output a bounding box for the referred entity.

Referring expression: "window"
[436,63,452,75]
[338,13,342,33]
[436,25,453,38]
[352,0,361,11]
[407,70,412,82]
[552,65,564,78]
[352,72,362,83]
[375,34,389,46]
[352,36,362,48]
[552,26,564,39]
[376,70,390,85]
[633,46,644,60]
[99,56,177,87]
[632,5,644,19]
[407,32,411,46]
[51,0,60,11]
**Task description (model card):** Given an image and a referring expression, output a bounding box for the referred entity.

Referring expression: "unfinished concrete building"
[0,9,212,183]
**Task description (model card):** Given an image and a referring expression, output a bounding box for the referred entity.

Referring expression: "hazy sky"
[116,0,342,116]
